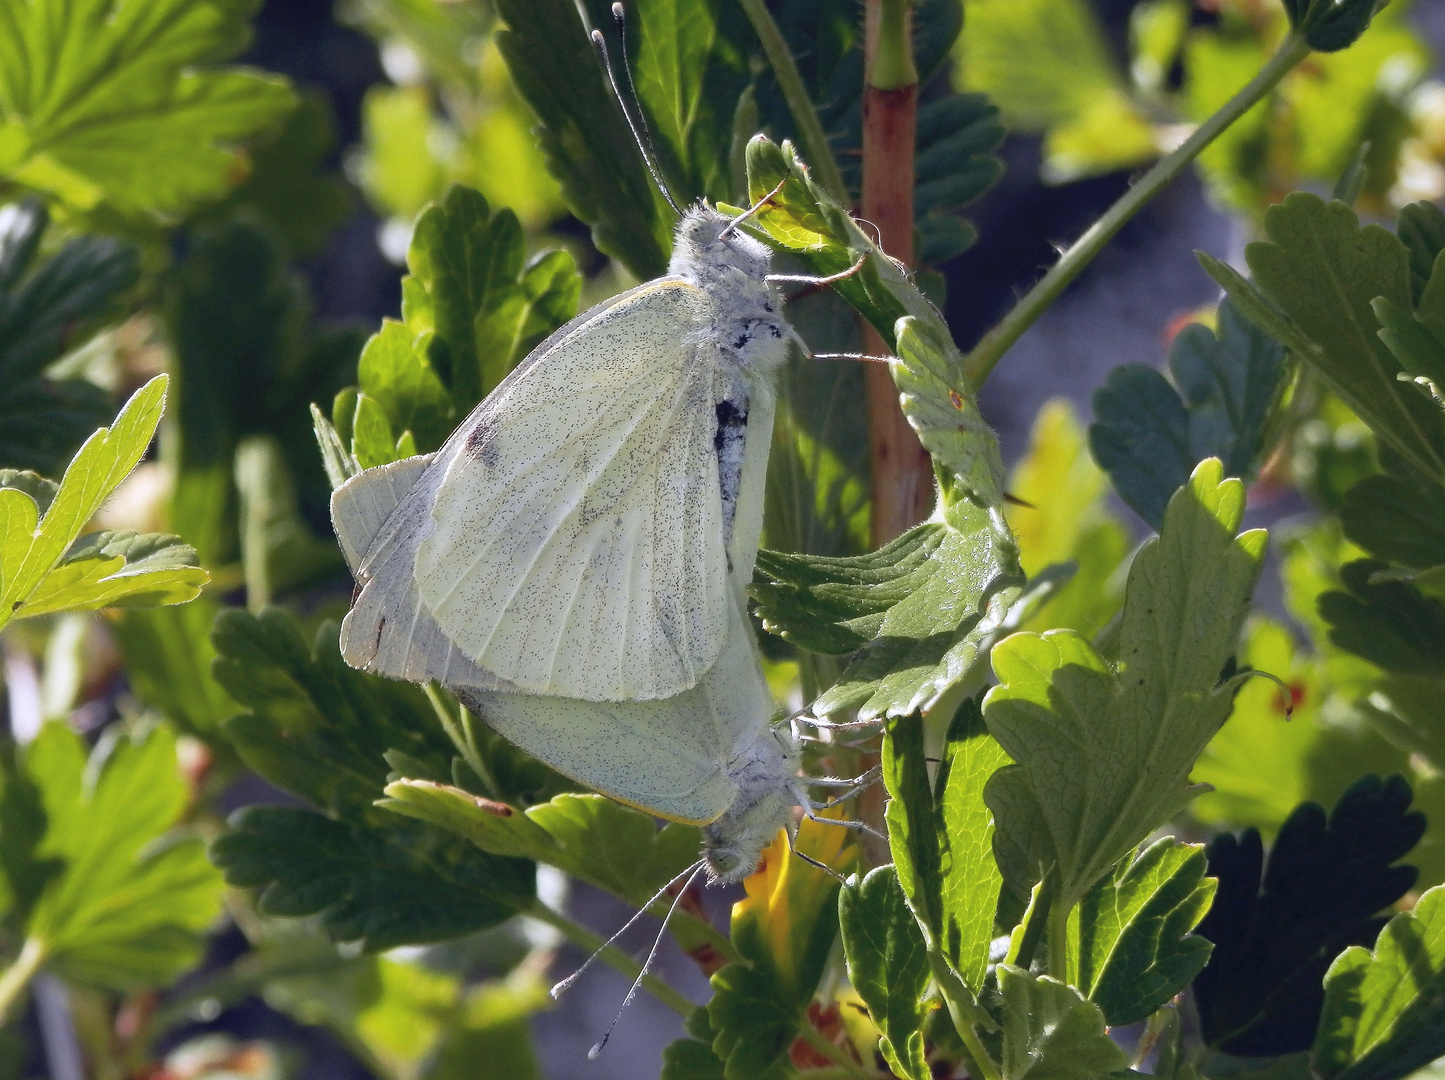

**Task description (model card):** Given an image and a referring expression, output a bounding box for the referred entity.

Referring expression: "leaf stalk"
[961,32,1313,389]
[736,0,849,201]
[0,937,46,1026]
[796,1021,880,1079]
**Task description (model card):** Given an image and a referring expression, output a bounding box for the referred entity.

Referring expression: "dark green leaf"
[0,0,295,216]
[0,742,57,936]
[1204,194,1445,491]
[1340,467,1445,569]
[209,608,535,948]
[1313,884,1445,1080]
[706,964,800,1080]
[1396,202,1445,305]
[1194,775,1424,1056]
[25,722,225,989]
[840,865,930,1080]
[1071,838,1216,1027]
[1282,0,1388,52]
[211,806,528,951]
[0,199,135,474]
[996,965,1130,1080]
[662,1032,728,1080]
[494,0,671,278]
[405,186,580,410]
[1319,559,1445,677]
[1090,299,1288,530]
[983,460,1265,904]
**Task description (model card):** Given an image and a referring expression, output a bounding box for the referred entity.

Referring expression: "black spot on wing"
[464,415,499,464]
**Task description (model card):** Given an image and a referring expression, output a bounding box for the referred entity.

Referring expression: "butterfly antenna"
[551,859,704,1001]
[590,6,682,216]
[589,862,706,1059]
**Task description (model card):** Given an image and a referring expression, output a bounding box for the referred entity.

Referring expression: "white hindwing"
[403,279,732,701]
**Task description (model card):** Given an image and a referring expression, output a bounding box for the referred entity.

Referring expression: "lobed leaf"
[0,0,295,216]
[0,377,205,633]
[996,965,1130,1080]
[209,608,535,949]
[1070,837,1216,1027]
[983,460,1265,904]
[24,723,225,989]
[1194,775,1424,1056]
[1313,884,1445,1080]
[1319,560,1445,678]
[840,866,930,1080]
[1090,298,1288,530]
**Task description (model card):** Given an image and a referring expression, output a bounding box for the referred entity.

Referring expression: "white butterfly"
[332,203,808,882]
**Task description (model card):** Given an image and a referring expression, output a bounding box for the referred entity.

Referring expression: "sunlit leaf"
[996,964,1130,1080]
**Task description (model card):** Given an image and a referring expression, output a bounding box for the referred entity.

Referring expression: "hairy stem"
[796,1021,879,1079]
[0,938,46,1026]
[736,0,847,201]
[961,32,1313,389]
[526,900,696,1017]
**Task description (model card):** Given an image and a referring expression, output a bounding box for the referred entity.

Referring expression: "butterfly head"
[669,205,772,287]
[701,725,800,883]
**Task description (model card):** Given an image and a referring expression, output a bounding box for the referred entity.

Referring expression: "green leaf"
[1090,299,1288,530]
[1282,0,1388,52]
[1319,559,1445,677]
[354,320,454,457]
[380,784,713,929]
[24,722,225,989]
[1397,202,1445,306]
[208,607,535,949]
[840,865,930,1080]
[0,199,136,475]
[913,92,1006,264]
[883,696,1008,998]
[0,742,56,937]
[754,495,1022,720]
[493,0,670,278]
[1194,775,1425,1056]
[356,85,449,221]
[662,1029,729,1080]
[957,0,1156,183]
[1070,837,1216,1027]
[1314,884,1445,1080]
[207,92,351,257]
[405,186,581,411]
[996,964,1130,1080]
[983,459,1265,903]
[1203,194,1445,491]
[1340,466,1445,570]
[111,597,240,762]
[0,376,206,632]
[0,0,295,216]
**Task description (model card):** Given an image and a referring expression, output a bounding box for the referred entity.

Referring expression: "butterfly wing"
[342,278,733,701]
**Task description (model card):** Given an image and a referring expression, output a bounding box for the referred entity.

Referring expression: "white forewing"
[390,279,733,701]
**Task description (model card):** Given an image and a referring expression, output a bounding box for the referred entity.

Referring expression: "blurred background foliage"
[0,0,1443,1078]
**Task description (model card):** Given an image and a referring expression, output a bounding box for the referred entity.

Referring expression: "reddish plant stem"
[861,2,930,547]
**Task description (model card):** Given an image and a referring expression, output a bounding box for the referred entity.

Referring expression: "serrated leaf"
[354,320,454,457]
[840,865,930,1080]
[708,818,851,1080]
[0,199,135,475]
[662,1033,729,1080]
[883,696,1008,998]
[1397,202,1445,305]
[1069,837,1216,1027]
[1340,466,1445,570]
[983,459,1266,904]
[493,0,670,278]
[1319,559,1445,677]
[1090,299,1288,530]
[0,376,205,631]
[208,607,535,949]
[1314,884,1445,1080]
[754,495,1022,720]
[23,722,225,989]
[996,965,1130,1080]
[0,0,295,216]
[1194,775,1424,1056]
[1207,194,1445,492]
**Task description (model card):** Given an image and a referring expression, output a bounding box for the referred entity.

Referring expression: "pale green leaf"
[357,85,449,220]
[983,459,1267,903]
[0,0,295,216]
[996,965,1130,1080]
[25,722,225,989]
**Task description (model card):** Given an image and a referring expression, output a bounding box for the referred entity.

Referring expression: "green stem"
[957,1016,1001,1080]
[526,900,696,1017]
[870,0,917,90]
[928,955,1001,1080]
[961,32,1312,389]
[797,1021,879,1079]
[736,0,848,201]
[1048,892,1072,986]
[0,938,45,1026]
